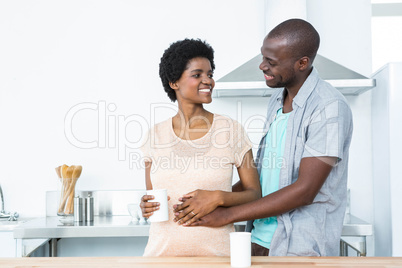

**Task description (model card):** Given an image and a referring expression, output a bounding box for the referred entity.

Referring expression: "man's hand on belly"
[173,189,221,226]
[186,206,232,228]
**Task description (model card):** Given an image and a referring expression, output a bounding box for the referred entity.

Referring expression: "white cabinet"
[18,237,148,257]
[56,237,148,257]
[372,63,402,256]
[0,231,16,257]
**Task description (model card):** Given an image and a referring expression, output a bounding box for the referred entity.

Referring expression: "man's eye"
[263,57,274,66]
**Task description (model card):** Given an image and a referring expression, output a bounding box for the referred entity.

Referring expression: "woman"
[140,39,261,256]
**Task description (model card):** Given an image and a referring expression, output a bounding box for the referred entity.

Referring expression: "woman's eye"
[193,74,200,78]
[208,74,214,78]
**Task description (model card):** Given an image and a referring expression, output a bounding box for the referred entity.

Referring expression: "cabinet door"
[0,232,16,257]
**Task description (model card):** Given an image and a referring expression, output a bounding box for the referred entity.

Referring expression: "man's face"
[259,37,298,89]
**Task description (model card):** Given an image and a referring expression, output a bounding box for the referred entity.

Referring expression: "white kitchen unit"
[0,231,15,257]
[14,216,150,257]
[0,221,33,257]
[1,220,48,258]
[56,237,148,257]
[13,190,150,257]
[372,62,402,257]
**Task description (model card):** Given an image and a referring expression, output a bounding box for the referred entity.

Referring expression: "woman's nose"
[202,76,212,84]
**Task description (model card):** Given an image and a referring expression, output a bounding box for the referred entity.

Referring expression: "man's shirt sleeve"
[301,100,353,162]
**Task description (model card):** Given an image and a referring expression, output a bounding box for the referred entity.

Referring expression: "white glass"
[230,232,251,267]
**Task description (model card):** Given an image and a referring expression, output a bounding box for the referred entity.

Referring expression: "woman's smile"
[199,86,212,93]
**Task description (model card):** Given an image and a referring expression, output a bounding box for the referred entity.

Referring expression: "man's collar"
[275,67,320,108]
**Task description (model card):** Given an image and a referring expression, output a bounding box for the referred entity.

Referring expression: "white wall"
[307,0,373,77]
[0,1,266,217]
[372,16,402,71]
[0,1,376,256]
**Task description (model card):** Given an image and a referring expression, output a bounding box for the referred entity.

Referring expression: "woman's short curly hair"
[159,39,215,102]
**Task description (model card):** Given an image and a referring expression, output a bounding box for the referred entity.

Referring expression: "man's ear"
[298,56,310,71]
[169,81,179,90]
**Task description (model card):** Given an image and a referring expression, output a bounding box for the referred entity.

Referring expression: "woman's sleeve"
[233,121,253,167]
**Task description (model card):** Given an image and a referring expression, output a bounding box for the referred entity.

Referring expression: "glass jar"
[58,177,75,216]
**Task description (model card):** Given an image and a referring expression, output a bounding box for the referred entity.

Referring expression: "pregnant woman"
[140,39,261,256]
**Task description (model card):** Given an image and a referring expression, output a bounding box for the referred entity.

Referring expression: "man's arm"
[173,150,261,225]
[190,156,336,227]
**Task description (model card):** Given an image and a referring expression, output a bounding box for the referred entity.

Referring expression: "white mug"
[146,189,169,222]
[230,232,251,267]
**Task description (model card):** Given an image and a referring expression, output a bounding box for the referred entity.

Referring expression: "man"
[188,19,353,256]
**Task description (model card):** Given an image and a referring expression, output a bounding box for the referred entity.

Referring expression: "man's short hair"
[268,18,320,63]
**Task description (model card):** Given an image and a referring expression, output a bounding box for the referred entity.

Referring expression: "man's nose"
[259,61,267,71]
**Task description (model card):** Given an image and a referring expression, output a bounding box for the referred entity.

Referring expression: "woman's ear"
[169,81,179,90]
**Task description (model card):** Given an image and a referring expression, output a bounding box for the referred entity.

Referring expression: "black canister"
[85,194,94,222]
[74,196,83,222]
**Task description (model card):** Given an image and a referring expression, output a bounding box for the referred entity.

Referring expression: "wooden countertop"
[1,256,402,267]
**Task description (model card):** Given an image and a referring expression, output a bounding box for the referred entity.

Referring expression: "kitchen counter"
[0,218,34,232]
[12,217,246,257]
[14,216,150,239]
[0,220,26,232]
[1,256,402,267]
[342,213,372,236]
[14,216,245,240]
[13,214,372,257]
[14,214,372,239]
[340,213,373,256]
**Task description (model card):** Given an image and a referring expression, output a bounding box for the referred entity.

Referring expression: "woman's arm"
[218,149,261,206]
[174,150,261,225]
[232,180,244,192]
[145,161,152,190]
[140,161,158,218]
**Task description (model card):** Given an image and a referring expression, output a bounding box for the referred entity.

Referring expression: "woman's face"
[171,57,215,105]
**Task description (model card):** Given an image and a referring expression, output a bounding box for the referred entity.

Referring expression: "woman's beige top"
[140,114,252,256]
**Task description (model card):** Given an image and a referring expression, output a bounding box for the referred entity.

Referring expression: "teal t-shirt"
[251,108,291,249]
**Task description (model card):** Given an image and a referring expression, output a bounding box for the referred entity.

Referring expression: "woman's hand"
[173,189,221,226]
[140,194,170,218]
